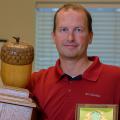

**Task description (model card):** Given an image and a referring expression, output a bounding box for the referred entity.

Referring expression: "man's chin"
[60,54,78,59]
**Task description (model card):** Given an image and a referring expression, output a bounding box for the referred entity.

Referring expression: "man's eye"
[74,28,82,32]
[60,28,68,32]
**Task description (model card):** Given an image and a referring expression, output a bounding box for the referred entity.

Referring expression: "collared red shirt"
[29,56,120,120]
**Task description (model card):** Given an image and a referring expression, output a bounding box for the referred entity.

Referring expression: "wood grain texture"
[0,85,29,98]
[0,103,32,120]
[0,87,36,107]
[0,87,36,120]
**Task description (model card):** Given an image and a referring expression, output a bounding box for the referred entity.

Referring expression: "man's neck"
[60,57,93,77]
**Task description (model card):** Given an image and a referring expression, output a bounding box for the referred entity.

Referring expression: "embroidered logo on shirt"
[85,92,101,98]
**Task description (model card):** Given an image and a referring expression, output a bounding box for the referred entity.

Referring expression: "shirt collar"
[60,74,82,81]
[83,56,103,81]
[55,56,103,82]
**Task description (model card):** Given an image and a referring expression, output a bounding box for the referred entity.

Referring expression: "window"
[34,3,120,71]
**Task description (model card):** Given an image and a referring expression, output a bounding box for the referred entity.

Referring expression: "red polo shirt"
[29,56,120,120]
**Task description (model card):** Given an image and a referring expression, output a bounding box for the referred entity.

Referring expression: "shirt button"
[68,89,71,92]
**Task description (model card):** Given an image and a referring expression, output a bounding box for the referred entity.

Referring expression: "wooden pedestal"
[0,86,36,120]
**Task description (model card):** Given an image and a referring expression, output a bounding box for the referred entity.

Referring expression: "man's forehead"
[55,9,88,30]
[56,9,87,23]
[58,8,85,15]
[56,9,87,21]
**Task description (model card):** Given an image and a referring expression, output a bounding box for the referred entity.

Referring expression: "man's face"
[52,9,93,60]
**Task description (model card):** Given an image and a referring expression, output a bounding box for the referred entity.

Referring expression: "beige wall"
[37,0,120,1]
[0,0,119,86]
[0,0,35,86]
[0,0,119,46]
[0,0,35,45]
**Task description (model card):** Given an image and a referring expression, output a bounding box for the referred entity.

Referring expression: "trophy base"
[0,85,36,120]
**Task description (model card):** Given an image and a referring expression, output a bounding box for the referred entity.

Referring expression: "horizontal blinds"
[35,7,120,71]
[35,8,58,70]
[88,8,120,65]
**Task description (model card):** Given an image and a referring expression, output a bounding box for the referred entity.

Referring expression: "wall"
[0,0,119,86]
[0,0,35,45]
[36,0,120,2]
[0,0,119,46]
[0,0,35,86]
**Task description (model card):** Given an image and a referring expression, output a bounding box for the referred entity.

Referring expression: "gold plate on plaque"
[76,104,118,120]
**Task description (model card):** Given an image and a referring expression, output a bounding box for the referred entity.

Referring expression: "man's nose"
[68,31,74,41]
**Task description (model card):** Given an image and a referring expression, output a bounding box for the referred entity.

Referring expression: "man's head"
[53,3,93,33]
[52,3,93,60]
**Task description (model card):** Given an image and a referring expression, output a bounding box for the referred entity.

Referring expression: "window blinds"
[35,7,120,71]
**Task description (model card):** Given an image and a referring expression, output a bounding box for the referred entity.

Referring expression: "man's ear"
[89,32,93,44]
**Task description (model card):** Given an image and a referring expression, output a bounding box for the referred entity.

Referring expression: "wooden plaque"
[76,104,118,120]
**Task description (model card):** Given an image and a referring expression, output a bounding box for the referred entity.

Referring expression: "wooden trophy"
[0,37,36,120]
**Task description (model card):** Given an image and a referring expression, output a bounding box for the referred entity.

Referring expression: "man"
[28,3,120,120]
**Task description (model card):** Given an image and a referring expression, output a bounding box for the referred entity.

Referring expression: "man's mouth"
[64,43,78,47]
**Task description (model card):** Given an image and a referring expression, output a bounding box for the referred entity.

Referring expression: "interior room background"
[0,0,120,72]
